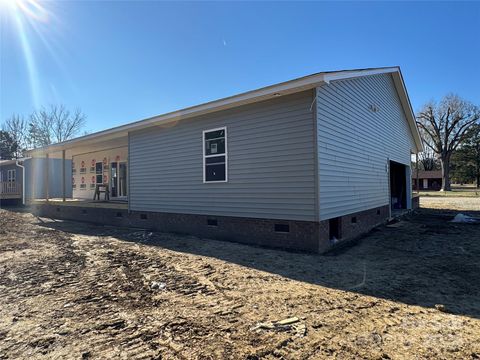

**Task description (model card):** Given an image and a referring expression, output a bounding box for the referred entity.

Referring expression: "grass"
[418,186,480,197]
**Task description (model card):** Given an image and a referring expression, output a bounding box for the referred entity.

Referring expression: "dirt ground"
[1,198,480,359]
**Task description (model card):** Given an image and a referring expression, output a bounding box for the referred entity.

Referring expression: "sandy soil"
[1,199,479,359]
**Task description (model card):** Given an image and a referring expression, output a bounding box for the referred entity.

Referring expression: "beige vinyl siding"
[316,73,416,220]
[129,90,316,221]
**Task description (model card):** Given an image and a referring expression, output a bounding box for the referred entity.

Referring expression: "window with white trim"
[7,169,16,182]
[203,127,227,182]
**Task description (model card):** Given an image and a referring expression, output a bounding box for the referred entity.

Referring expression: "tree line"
[0,105,87,160]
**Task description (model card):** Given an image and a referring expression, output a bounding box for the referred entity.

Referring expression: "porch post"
[45,153,49,202]
[62,150,66,202]
[415,153,419,193]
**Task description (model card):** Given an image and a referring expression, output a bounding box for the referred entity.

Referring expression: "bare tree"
[2,114,29,158]
[0,131,18,160]
[418,143,440,171]
[416,94,480,191]
[29,105,87,147]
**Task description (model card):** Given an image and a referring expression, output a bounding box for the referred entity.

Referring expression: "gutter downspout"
[16,158,31,206]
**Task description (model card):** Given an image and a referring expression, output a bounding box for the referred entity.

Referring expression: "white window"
[203,127,227,183]
[7,169,16,182]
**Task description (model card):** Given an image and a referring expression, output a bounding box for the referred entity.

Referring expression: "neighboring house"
[26,67,423,253]
[0,160,21,204]
[0,158,72,205]
[412,170,442,191]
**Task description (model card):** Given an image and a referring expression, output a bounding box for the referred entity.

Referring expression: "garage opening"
[389,160,407,210]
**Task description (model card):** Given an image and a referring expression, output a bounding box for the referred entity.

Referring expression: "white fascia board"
[322,67,400,84]
[390,72,423,153]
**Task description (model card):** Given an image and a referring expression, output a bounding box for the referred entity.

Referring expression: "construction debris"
[150,281,166,290]
[252,316,306,336]
[435,304,448,313]
[451,213,480,224]
[276,317,300,326]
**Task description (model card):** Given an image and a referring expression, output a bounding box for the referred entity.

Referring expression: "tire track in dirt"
[1,208,480,359]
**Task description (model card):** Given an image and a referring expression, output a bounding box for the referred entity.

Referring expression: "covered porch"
[0,182,22,200]
[26,132,129,207]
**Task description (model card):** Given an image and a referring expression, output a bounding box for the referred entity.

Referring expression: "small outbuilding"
[26,66,423,253]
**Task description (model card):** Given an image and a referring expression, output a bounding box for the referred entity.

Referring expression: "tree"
[416,94,480,191]
[451,124,480,187]
[2,114,29,158]
[0,131,18,160]
[418,143,440,171]
[28,105,87,147]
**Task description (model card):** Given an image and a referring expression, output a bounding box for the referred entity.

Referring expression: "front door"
[110,161,127,198]
[118,162,127,197]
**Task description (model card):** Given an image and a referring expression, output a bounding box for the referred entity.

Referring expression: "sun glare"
[1,0,55,109]
[1,0,50,21]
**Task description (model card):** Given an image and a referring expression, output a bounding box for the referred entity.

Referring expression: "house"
[412,170,442,191]
[0,158,72,205]
[25,67,423,253]
[0,160,21,204]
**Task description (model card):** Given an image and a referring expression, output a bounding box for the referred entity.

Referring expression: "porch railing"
[0,181,22,197]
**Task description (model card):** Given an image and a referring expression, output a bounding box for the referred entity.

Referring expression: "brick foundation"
[29,203,392,253]
[320,205,390,251]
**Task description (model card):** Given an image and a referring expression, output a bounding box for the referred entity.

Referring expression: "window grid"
[7,169,16,182]
[203,127,228,183]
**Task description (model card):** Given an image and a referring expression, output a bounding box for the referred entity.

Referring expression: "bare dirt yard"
[1,198,480,359]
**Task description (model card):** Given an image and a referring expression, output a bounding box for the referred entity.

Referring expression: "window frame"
[95,162,104,184]
[202,126,228,183]
[7,169,16,182]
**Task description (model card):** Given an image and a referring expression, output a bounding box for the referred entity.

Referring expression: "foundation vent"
[207,218,218,227]
[274,224,290,233]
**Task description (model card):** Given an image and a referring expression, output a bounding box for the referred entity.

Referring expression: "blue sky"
[1,1,479,133]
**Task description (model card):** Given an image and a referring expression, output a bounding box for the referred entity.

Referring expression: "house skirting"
[29,203,391,253]
[0,198,22,206]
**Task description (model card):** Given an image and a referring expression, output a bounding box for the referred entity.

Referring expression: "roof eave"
[27,75,329,155]
[26,66,423,155]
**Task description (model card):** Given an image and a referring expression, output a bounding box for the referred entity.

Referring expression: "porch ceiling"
[38,136,128,159]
